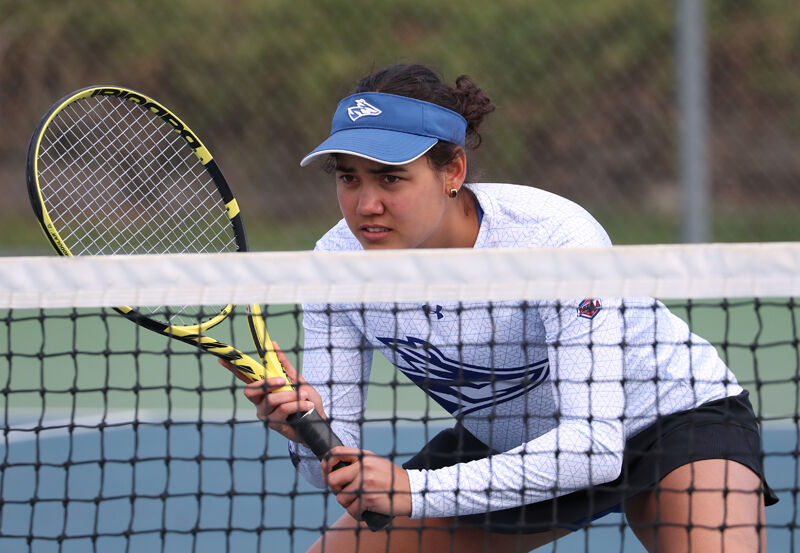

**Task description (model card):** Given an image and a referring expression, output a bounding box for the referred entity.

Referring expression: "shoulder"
[467,183,612,249]
[313,219,362,252]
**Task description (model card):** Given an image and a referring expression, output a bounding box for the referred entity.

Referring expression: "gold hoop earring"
[448,188,458,198]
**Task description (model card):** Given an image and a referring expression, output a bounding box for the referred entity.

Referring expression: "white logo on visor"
[347,99,382,121]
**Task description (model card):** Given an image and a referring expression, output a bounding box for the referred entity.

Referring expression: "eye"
[337,173,358,185]
[381,174,401,185]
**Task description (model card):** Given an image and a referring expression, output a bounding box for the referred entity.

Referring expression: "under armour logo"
[422,304,444,320]
[347,98,382,121]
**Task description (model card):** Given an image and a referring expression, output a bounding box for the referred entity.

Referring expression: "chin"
[360,241,400,250]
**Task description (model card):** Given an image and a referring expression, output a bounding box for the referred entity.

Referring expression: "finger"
[338,489,360,514]
[270,401,316,422]
[338,478,373,519]
[217,359,253,384]
[243,383,267,404]
[246,377,294,394]
[267,390,316,418]
[346,498,372,523]
[323,460,357,491]
[243,381,309,418]
[328,464,362,504]
[322,446,360,474]
[272,342,302,384]
[328,446,374,461]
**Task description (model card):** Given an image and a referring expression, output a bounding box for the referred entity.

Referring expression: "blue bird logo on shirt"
[376,336,549,415]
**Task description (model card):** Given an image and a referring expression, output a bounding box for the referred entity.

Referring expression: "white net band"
[2,241,799,309]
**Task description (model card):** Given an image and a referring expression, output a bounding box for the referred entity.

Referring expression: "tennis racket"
[26,86,392,531]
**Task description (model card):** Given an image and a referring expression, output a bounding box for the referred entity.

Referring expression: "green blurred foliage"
[2,1,675,153]
[1,0,798,251]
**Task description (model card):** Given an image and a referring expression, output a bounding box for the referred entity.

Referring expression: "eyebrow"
[334,163,408,174]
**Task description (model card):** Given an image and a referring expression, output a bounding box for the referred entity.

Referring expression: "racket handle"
[288,409,394,532]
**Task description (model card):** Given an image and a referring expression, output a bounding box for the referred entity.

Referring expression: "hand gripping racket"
[26,86,392,531]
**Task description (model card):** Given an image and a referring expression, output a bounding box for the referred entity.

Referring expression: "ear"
[443,149,467,191]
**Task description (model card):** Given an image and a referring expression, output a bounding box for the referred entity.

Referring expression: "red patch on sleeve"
[577,298,602,319]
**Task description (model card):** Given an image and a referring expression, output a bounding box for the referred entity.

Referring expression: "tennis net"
[1,243,798,552]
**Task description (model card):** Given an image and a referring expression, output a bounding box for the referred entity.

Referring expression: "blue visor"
[300,92,468,166]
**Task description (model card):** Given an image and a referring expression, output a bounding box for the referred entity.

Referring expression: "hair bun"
[453,75,496,149]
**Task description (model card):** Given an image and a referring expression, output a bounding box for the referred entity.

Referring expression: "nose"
[356,184,384,216]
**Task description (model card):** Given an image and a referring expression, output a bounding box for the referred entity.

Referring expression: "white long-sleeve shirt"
[290,183,742,518]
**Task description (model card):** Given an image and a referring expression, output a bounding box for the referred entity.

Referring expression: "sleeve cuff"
[405,469,428,519]
[288,443,301,468]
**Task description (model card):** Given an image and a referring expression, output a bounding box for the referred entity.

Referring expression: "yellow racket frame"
[27,85,292,388]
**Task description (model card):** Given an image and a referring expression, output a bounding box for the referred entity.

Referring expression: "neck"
[441,187,480,248]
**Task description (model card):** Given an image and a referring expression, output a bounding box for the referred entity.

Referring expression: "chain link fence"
[1,0,798,252]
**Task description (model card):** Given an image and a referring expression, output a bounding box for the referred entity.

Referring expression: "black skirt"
[402,390,778,533]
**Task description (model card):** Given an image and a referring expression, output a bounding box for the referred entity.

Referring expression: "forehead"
[334,154,430,173]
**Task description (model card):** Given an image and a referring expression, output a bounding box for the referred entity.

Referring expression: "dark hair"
[353,64,495,180]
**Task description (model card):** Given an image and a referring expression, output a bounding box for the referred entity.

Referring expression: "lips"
[359,224,391,242]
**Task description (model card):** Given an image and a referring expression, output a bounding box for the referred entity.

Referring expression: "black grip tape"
[288,409,394,531]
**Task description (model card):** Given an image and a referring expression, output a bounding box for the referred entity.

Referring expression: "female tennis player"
[242,64,777,552]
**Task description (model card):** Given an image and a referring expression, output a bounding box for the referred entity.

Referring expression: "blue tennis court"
[1,416,797,553]
[2,298,799,552]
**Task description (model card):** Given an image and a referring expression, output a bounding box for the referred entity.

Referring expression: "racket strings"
[44,99,170,228]
[39,100,168,250]
[40,97,235,256]
[37,94,237,326]
[41,101,221,265]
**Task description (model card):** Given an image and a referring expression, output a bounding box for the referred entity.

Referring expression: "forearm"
[405,419,623,518]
